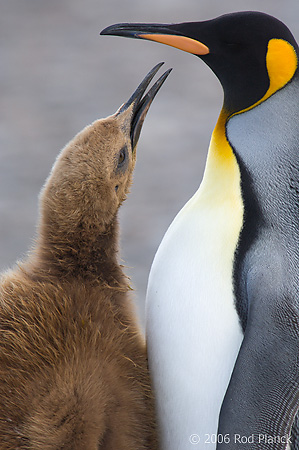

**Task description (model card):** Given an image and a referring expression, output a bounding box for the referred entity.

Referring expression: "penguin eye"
[117,146,127,167]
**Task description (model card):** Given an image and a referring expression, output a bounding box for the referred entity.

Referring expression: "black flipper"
[216,290,299,450]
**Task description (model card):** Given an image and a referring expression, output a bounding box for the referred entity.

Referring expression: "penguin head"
[101,12,298,114]
[40,64,171,237]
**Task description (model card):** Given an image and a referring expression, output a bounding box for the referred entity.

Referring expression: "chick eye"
[118,147,127,167]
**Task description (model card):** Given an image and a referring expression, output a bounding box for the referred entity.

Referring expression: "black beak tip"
[100,24,116,36]
[100,24,135,37]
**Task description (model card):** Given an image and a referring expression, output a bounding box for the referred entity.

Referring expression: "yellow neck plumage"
[200,38,297,209]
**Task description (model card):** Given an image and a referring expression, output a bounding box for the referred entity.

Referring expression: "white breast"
[146,156,244,449]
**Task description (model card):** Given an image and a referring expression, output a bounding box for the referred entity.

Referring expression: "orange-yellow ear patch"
[233,38,297,116]
[265,38,297,96]
[138,34,209,55]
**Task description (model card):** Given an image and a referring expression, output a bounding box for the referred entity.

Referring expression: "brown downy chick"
[0,63,171,450]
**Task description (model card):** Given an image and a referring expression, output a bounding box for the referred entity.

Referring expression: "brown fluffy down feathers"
[0,99,157,448]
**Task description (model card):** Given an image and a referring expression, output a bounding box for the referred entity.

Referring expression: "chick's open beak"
[117,62,172,150]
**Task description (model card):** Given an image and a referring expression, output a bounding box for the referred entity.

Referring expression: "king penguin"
[101,12,299,450]
[0,64,171,449]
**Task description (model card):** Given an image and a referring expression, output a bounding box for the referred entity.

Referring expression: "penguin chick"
[0,63,171,450]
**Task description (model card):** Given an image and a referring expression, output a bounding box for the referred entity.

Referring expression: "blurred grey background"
[1,0,299,325]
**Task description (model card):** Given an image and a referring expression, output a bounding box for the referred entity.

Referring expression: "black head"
[101,12,299,114]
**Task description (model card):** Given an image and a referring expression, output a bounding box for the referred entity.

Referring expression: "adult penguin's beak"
[101,22,210,56]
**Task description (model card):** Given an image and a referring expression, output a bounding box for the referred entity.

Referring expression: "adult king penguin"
[101,12,299,450]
